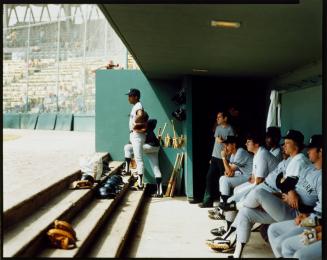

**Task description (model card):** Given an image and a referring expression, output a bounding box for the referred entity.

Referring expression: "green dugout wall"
[95,70,193,198]
[280,85,322,143]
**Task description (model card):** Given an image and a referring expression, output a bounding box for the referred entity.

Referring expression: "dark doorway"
[191,76,270,201]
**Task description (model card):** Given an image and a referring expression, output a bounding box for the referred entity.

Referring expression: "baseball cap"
[222,135,239,144]
[282,129,304,145]
[307,135,322,149]
[125,88,140,98]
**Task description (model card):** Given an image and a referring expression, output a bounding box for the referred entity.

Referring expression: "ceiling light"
[211,20,241,29]
[192,69,208,73]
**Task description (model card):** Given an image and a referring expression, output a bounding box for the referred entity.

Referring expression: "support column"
[182,76,193,199]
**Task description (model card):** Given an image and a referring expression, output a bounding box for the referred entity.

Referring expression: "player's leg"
[143,144,163,196]
[130,133,146,188]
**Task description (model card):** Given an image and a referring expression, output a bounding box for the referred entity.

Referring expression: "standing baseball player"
[268,134,322,258]
[125,88,147,189]
[199,111,235,208]
[124,119,163,197]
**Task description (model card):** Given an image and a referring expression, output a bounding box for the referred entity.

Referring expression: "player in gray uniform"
[125,88,146,189]
[207,130,313,258]
[207,132,278,238]
[283,236,321,260]
[219,136,253,204]
[268,135,322,258]
[265,126,283,162]
[208,136,252,224]
[219,132,279,211]
[237,143,291,209]
[238,129,311,210]
[209,143,289,239]
[200,111,235,208]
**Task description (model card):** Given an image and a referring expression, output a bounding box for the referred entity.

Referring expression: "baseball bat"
[165,153,180,197]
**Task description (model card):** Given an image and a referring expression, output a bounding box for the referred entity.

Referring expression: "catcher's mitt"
[47,220,77,249]
[70,180,93,189]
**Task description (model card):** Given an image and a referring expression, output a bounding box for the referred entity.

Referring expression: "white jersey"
[253,146,279,178]
[129,101,143,131]
[230,148,253,176]
[285,153,311,178]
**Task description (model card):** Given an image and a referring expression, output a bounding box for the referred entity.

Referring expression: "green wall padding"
[36,113,57,130]
[281,85,322,143]
[3,113,21,129]
[55,114,73,131]
[73,114,95,132]
[21,113,39,129]
[95,70,187,186]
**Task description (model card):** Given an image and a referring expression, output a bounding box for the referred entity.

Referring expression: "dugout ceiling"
[99,1,322,80]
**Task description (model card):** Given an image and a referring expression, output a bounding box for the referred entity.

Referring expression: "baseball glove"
[70,180,93,189]
[47,220,77,249]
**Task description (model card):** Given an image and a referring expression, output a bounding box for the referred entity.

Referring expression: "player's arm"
[255,176,265,185]
[282,190,299,209]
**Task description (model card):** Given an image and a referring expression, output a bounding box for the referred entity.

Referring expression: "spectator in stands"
[38,98,45,112]
[75,93,84,113]
[21,95,29,112]
[40,29,45,43]
[91,60,119,73]
[44,93,55,112]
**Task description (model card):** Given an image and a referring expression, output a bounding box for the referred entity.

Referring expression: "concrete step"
[3,153,109,229]
[87,188,146,258]
[3,160,124,257]
[38,174,133,257]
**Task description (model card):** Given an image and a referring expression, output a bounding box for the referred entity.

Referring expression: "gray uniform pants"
[219,173,249,196]
[129,132,146,176]
[268,220,304,257]
[231,188,296,243]
[227,181,255,203]
[124,143,162,178]
[242,183,276,208]
[282,235,321,260]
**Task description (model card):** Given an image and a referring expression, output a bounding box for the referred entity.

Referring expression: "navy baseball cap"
[307,135,322,149]
[125,88,140,98]
[282,130,304,145]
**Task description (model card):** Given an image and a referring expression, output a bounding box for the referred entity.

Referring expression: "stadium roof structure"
[98,1,322,81]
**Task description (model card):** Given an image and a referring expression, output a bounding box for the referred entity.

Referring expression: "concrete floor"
[3,129,95,211]
[127,196,275,258]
